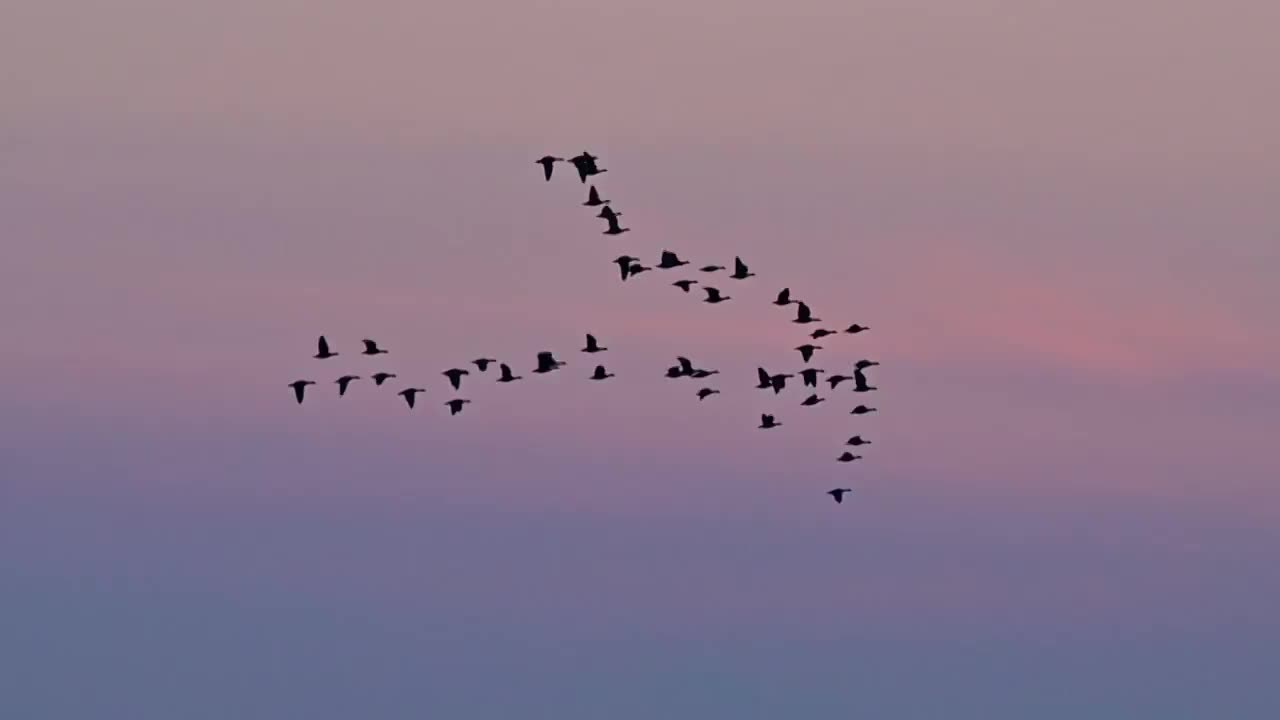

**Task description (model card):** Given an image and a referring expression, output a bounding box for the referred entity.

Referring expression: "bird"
[603,214,630,236]
[827,488,852,503]
[793,302,820,324]
[697,388,720,400]
[371,372,397,386]
[827,374,852,389]
[690,368,719,378]
[590,365,615,380]
[664,366,685,379]
[533,351,566,374]
[845,324,870,334]
[497,363,522,383]
[795,344,822,363]
[845,435,871,447]
[837,452,862,463]
[472,358,497,372]
[699,264,725,273]
[672,357,697,376]
[799,368,825,387]
[445,398,471,416]
[442,368,469,391]
[361,339,388,356]
[597,205,622,222]
[583,185,608,206]
[626,262,651,277]
[397,388,425,408]
[702,286,730,303]
[852,368,877,392]
[289,380,316,404]
[582,334,607,353]
[854,359,881,369]
[801,394,825,406]
[773,288,796,306]
[850,405,877,415]
[673,279,697,292]
[657,250,688,269]
[313,336,338,359]
[335,375,360,396]
[536,155,564,181]
[730,256,755,279]
[613,255,638,280]
[810,328,837,339]
[569,152,605,182]
[758,414,781,429]
[769,373,793,394]
[756,368,774,389]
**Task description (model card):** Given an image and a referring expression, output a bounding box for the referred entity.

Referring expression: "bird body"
[603,214,630,235]
[569,152,605,182]
[583,334,607,353]
[700,265,725,273]
[850,405,877,415]
[837,452,861,463]
[852,368,877,392]
[793,302,820,324]
[361,339,388,356]
[774,288,795,306]
[613,255,639,280]
[759,414,781,429]
[846,435,871,447]
[757,368,773,389]
[796,344,823,363]
[497,364,522,382]
[597,205,622,222]
[827,374,852,389]
[289,380,316,404]
[583,185,608,206]
[533,351,566,374]
[730,256,755,279]
[336,375,360,396]
[472,358,497,372]
[626,263,651,277]
[810,328,836,339]
[799,368,825,387]
[313,336,338,359]
[445,398,471,416]
[657,251,689,269]
[442,368,470,391]
[690,369,719,378]
[828,488,852,503]
[769,373,793,394]
[371,372,397,386]
[697,388,720,400]
[702,286,730,303]
[845,324,870,334]
[673,279,697,292]
[590,365,615,380]
[397,388,425,408]
[536,155,564,181]
[801,394,825,406]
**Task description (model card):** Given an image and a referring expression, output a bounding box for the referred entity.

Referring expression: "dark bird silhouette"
[614,255,639,281]
[582,334,607,353]
[472,358,497,372]
[665,366,685,379]
[757,368,773,389]
[702,286,730,303]
[536,155,564,181]
[769,373,793,394]
[827,374,852,389]
[583,185,608,206]
[371,372,397,386]
[674,357,697,376]
[590,365,615,380]
[289,380,316,404]
[793,302,820,324]
[700,264,725,273]
[837,452,862,463]
[657,250,689,269]
[828,488,852,503]
[497,363,522,383]
[313,336,337,359]
[697,388,720,400]
[569,152,605,182]
[442,368,470,391]
[730,256,755,280]
[845,324,870,334]
[533,351,566,374]
[801,394,825,406]
[603,214,630,236]
[799,368,825,387]
[850,405,878,415]
[361,339,388,356]
[773,288,796,306]
[759,414,781,429]
[854,359,881,369]
[810,328,837,339]
[336,375,360,396]
[690,368,719,378]
[852,368,877,393]
[796,344,822,363]
[626,262,651,277]
[597,205,622,222]
[397,388,425,408]
[845,435,871,447]
[445,398,471,416]
[673,279,697,292]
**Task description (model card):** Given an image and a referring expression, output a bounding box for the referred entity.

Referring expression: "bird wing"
[293,384,305,403]
[586,334,597,349]
[587,186,600,203]
[317,336,330,354]
[797,303,811,322]
[735,257,748,274]
[677,357,693,373]
[758,368,771,385]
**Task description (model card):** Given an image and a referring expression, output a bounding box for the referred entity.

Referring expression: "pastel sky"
[2,1,1278,717]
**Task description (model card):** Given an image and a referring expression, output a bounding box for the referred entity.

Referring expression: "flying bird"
[442,368,470,391]
[799,368,825,387]
[757,368,774,389]
[603,214,630,236]
[664,366,686,379]
[702,286,730,303]
[673,279,697,292]
[845,435,871,447]
[697,388,720,401]
[796,344,823,363]
[657,250,689,269]
[445,398,471,416]
[361,339,388,356]
[313,336,338,359]
[289,380,316,404]
[690,368,719,378]
[810,328,837,339]
[730,256,755,279]
[335,375,360,396]
[533,351,566,374]
[837,452,862,463]
[583,185,608,206]
[569,152,605,182]
[758,414,781,429]
[582,334,607,353]
[854,359,881,369]
[801,394,825,406]
[828,488,852,504]
[371,372,397,386]
[613,255,639,281]
[626,262,651,277]
[536,155,564,181]
[773,288,796,306]
[793,302,820,324]
[769,373,793,394]
[472,358,497,372]
[597,205,622,222]
[850,405,878,415]
[845,324,870,334]
[397,388,425,409]
[497,363,522,383]
[699,264,725,273]
[852,368,877,393]
[827,374,852,389]
[590,365,615,380]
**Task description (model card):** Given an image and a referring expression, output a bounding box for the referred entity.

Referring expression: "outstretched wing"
[317,336,330,355]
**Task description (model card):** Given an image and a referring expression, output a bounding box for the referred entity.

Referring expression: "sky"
[2,0,1279,717]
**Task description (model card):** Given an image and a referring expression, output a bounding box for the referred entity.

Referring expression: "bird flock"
[288,150,881,505]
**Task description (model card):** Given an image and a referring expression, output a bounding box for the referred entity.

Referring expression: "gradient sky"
[3,1,1279,718]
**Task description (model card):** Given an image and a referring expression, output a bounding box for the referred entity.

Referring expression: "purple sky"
[3,1,1279,717]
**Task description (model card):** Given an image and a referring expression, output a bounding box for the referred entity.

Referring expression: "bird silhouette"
[397,388,425,409]
[613,255,639,280]
[569,152,605,182]
[852,368,877,392]
[442,368,469,391]
[827,374,852,389]
[828,488,852,503]
[665,366,686,379]
[289,380,316,404]
[759,414,781,429]
[845,435,871,447]
[583,185,608,206]
[769,373,793,394]
[702,286,730,303]
[690,368,719,378]
[810,328,837,339]
[801,394,825,406]
[673,279,698,292]
[603,214,630,235]
[730,256,755,280]
[361,339,388,356]
[445,398,471,416]
[472,358,497,372]
[675,357,695,375]
[793,302,820,324]
[533,351,566,374]
[336,375,360,396]
[700,264,725,273]
[796,344,822,363]
[314,336,338,359]
[850,405,878,415]
[845,324,870,334]
[536,155,565,181]
[799,368,825,387]
[371,372,397,386]
[854,359,881,370]
[757,368,774,389]
[597,205,622,222]
[773,288,796,306]
[590,365,615,380]
[657,250,689,269]
[837,452,862,463]
[697,388,720,400]
[626,262,651,277]
[497,363,522,383]
[582,334,607,353]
